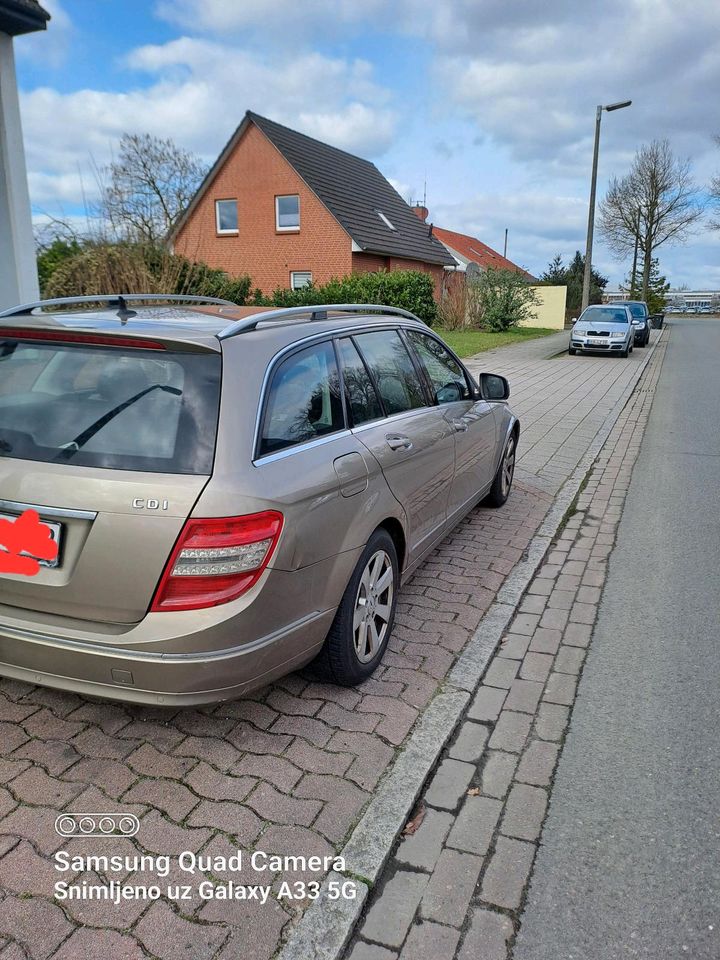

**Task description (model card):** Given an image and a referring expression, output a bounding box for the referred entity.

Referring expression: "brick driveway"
[0,335,658,960]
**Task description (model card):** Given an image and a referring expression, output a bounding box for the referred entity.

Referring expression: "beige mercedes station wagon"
[0,296,519,704]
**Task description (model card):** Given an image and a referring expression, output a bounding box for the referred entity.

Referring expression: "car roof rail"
[218,303,426,338]
[0,294,237,318]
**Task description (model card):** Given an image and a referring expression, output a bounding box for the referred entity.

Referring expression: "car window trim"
[255,337,346,462]
[337,335,386,427]
[251,321,439,463]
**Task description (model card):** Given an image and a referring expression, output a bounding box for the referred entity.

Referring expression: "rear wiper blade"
[54,384,181,460]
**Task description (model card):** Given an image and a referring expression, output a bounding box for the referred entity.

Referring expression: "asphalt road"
[513,318,720,959]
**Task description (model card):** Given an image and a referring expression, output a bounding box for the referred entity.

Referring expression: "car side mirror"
[478,372,510,401]
[571,317,578,322]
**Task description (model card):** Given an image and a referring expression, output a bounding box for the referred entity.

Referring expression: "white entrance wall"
[0,30,39,311]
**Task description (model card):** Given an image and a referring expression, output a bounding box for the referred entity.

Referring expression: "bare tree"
[710,134,720,230]
[599,139,704,300]
[98,133,208,244]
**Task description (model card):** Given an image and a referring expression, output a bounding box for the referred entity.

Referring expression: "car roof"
[0,301,429,353]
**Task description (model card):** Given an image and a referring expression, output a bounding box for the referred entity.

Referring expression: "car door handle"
[451,419,468,432]
[386,435,413,451]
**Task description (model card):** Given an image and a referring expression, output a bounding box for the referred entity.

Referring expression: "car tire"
[484,431,517,508]
[568,347,576,356]
[310,529,399,686]
[621,345,629,357]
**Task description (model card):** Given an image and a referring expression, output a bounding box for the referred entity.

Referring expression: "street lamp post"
[581,99,632,312]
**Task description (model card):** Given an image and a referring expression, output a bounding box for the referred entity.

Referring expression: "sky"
[13,0,720,289]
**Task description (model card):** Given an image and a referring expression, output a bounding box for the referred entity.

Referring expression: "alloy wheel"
[501,436,516,498]
[353,549,394,663]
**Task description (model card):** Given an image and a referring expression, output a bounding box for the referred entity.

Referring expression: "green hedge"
[257,269,437,325]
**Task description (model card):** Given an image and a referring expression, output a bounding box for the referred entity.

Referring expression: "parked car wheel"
[311,528,399,686]
[568,347,576,356]
[484,432,516,508]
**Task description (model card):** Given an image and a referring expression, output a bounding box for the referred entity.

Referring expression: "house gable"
[173,121,353,293]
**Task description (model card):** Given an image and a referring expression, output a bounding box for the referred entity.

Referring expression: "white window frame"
[276,194,300,232]
[215,199,238,235]
[291,271,312,290]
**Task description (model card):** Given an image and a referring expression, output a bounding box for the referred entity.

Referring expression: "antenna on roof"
[116,295,137,325]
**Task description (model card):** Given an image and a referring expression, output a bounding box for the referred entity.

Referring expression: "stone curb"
[276,330,666,960]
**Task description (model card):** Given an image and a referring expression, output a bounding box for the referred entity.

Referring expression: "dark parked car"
[614,300,651,346]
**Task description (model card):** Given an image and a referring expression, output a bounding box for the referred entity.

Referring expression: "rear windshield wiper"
[54,384,181,461]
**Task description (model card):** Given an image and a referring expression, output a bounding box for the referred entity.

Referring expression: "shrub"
[44,243,252,304]
[37,238,83,295]
[263,269,437,325]
[468,268,539,331]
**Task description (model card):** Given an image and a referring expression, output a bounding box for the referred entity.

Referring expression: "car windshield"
[625,303,647,319]
[0,338,221,474]
[580,307,628,324]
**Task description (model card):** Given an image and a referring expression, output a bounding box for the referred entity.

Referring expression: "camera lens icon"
[55,813,140,838]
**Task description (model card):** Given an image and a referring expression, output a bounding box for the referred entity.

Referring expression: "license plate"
[588,338,607,345]
[0,512,63,568]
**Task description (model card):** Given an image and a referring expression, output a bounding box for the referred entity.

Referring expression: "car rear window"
[0,338,221,474]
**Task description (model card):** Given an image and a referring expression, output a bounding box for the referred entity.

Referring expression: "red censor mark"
[0,509,58,576]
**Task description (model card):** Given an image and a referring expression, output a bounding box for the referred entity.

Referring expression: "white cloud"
[21,39,397,208]
[433,191,588,276]
[155,0,383,34]
[14,0,73,68]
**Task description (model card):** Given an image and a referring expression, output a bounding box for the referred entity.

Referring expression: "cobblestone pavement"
[345,332,668,960]
[0,334,659,960]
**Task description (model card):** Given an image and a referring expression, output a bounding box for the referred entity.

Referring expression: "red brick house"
[171,111,455,296]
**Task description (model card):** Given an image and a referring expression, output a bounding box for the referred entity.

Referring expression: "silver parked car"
[569,304,635,357]
[0,296,519,705]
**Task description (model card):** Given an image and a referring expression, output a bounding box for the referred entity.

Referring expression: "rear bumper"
[0,609,334,705]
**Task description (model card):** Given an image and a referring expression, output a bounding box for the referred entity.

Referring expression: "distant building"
[604,289,720,311]
[0,0,50,310]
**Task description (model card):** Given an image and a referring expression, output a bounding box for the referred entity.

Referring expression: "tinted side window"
[337,338,383,426]
[407,331,470,404]
[260,341,344,456]
[353,331,426,415]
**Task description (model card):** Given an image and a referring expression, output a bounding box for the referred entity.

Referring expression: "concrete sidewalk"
[0,331,661,960]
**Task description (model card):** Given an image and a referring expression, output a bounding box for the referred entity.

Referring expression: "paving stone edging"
[278,331,666,960]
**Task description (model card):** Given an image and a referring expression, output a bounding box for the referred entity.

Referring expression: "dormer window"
[276,195,300,231]
[376,210,396,231]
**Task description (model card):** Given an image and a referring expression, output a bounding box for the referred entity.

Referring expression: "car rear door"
[0,331,221,623]
[340,330,455,565]
[405,329,497,520]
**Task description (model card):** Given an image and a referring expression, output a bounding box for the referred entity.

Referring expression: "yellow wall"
[521,285,567,329]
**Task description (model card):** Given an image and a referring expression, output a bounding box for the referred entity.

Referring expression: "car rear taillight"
[150,512,284,612]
